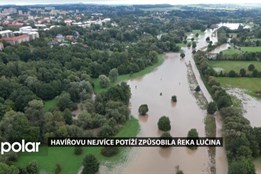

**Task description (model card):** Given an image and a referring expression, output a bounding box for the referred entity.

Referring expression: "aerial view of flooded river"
[101,28,229,174]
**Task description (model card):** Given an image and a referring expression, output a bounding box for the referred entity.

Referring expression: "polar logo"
[1,139,40,155]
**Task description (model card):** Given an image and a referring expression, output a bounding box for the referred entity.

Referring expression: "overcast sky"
[0,0,260,5]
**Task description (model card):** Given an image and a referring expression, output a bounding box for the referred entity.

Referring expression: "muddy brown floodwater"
[100,29,228,174]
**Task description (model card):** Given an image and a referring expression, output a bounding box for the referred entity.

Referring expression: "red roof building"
[2,34,30,45]
[7,23,24,27]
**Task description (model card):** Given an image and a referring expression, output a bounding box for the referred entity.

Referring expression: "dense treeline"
[216,51,261,61]
[194,51,259,174]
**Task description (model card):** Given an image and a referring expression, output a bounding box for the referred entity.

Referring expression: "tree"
[0,162,19,174]
[187,128,199,138]
[157,116,171,131]
[192,42,197,49]
[180,52,185,58]
[26,161,38,174]
[217,95,232,109]
[56,92,73,111]
[63,108,73,125]
[228,70,237,77]
[207,102,217,114]
[187,128,199,150]
[195,33,199,38]
[109,68,118,82]
[25,100,44,127]
[248,64,255,71]
[195,85,201,92]
[228,159,255,174]
[0,110,39,142]
[160,132,172,148]
[171,95,177,102]
[9,87,37,112]
[138,104,149,115]
[240,68,246,77]
[82,154,99,174]
[98,75,110,88]
[161,132,172,138]
[98,124,116,137]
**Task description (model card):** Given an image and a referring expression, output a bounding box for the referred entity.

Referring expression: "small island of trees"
[187,128,199,150]
[171,95,177,102]
[158,116,171,131]
[138,104,149,115]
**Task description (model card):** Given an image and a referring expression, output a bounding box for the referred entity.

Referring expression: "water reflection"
[158,147,172,159]
[171,101,177,108]
[138,115,149,123]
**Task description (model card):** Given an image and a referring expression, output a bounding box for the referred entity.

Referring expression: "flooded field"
[227,88,261,127]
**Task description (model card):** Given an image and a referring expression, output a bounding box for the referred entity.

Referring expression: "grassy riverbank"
[15,117,139,174]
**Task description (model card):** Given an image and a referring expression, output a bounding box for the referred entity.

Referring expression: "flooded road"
[102,29,228,174]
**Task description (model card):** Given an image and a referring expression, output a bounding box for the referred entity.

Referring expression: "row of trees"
[194,51,257,174]
[216,51,261,61]
[207,63,261,78]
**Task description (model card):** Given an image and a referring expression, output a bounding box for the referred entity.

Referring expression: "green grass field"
[240,46,261,53]
[209,61,261,73]
[15,117,139,174]
[44,99,57,112]
[222,47,242,55]
[93,55,165,93]
[176,42,186,47]
[192,29,204,34]
[217,77,261,98]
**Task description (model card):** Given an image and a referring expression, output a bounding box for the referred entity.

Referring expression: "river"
[99,29,228,174]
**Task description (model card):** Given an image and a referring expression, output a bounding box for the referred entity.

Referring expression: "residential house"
[66,35,74,41]
[56,34,64,42]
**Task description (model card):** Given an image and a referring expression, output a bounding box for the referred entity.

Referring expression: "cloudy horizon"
[0,0,261,5]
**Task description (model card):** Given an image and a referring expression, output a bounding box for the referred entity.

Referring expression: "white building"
[0,30,13,38]
[0,42,4,50]
[28,32,39,40]
[19,26,38,33]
